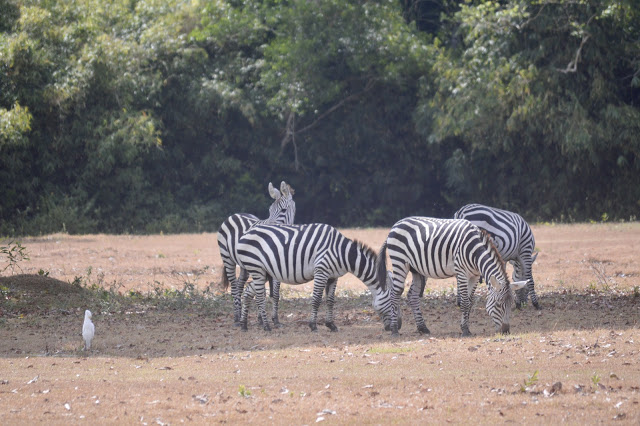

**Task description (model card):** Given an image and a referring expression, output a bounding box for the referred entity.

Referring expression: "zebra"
[377,217,527,336]
[235,223,397,332]
[217,181,296,325]
[454,203,539,309]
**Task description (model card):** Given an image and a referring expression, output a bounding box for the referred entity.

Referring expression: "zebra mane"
[354,239,377,259]
[478,229,508,282]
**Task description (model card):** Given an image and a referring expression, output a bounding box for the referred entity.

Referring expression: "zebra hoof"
[273,321,283,329]
[461,329,472,337]
[533,302,541,310]
[417,325,430,335]
[257,316,264,325]
[241,323,248,332]
[263,325,271,332]
[309,323,318,332]
[325,322,338,332]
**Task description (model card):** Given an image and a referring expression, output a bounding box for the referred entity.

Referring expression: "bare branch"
[556,13,597,74]
[556,33,590,74]
[517,2,547,30]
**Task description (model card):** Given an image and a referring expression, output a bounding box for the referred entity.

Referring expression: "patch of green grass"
[520,370,539,392]
[238,385,251,398]
[591,372,601,388]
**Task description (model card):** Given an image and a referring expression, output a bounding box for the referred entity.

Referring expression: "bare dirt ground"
[1,223,639,424]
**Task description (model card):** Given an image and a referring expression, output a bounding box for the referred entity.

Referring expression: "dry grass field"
[1,223,639,424]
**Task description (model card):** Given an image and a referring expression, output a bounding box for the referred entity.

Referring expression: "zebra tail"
[268,275,274,298]
[221,272,230,291]
[377,242,389,291]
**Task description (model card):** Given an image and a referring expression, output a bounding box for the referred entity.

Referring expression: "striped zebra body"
[217,182,296,324]
[377,217,526,336]
[454,204,539,309]
[236,223,393,332]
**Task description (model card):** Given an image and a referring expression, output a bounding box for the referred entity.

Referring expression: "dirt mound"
[0,274,82,295]
[0,274,88,316]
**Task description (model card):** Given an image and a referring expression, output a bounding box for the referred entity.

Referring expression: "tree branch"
[556,13,596,74]
[556,33,590,74]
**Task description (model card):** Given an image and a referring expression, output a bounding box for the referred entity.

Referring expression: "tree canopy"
[1,0,638,235]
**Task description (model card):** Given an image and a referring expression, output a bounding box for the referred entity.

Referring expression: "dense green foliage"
[0,0,638,235]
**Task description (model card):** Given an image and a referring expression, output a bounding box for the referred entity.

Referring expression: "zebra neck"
[344,240,376,289]
[476,250,506,286]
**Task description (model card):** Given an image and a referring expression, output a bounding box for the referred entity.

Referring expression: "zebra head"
[375,272,402,331]
[374,245,402,331]
[486,276,527,334]
[267,181,296,225]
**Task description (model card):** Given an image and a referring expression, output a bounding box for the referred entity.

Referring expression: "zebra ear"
[280,181,290,197]
[280,181,289,197]
[268,182,281,199]
[511,280,527,291]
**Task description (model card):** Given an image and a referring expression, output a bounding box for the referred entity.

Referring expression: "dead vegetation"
[0,223,639,423]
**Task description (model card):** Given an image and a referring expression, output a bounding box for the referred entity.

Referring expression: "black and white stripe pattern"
[236,223,393,332]
[377,217,526,336]
[217,181,296,324]
[454,204,539,309]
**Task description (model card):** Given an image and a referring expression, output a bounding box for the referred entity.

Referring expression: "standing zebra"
[454,203,539,309]
[236,223,395,332]
[217,181,296,325]
[377,217,526,336]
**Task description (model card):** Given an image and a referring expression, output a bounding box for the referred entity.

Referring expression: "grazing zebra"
[454,203,539,309]
[377,217,526,336]
[217,181,296,324]
[236,223,396,332]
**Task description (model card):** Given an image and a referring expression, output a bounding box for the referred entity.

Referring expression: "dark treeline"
[1,0,638,235]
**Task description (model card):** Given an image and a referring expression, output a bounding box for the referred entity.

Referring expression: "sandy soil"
[1,223,639,424]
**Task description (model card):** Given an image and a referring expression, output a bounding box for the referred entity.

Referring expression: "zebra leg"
[271,278,283,328]
[221,260,240,324]
[522,251,540,310]
[309,278,326,332]
[324,279,338,332]
[390,268,408,336]
[234,268,250,325]
[511,258,528,309]
[257,275,272,326]
[407,274,429,334]
[240,280,257,331]
[457,273,478,337]
[253,276,271,332]
[529,280,540,310]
